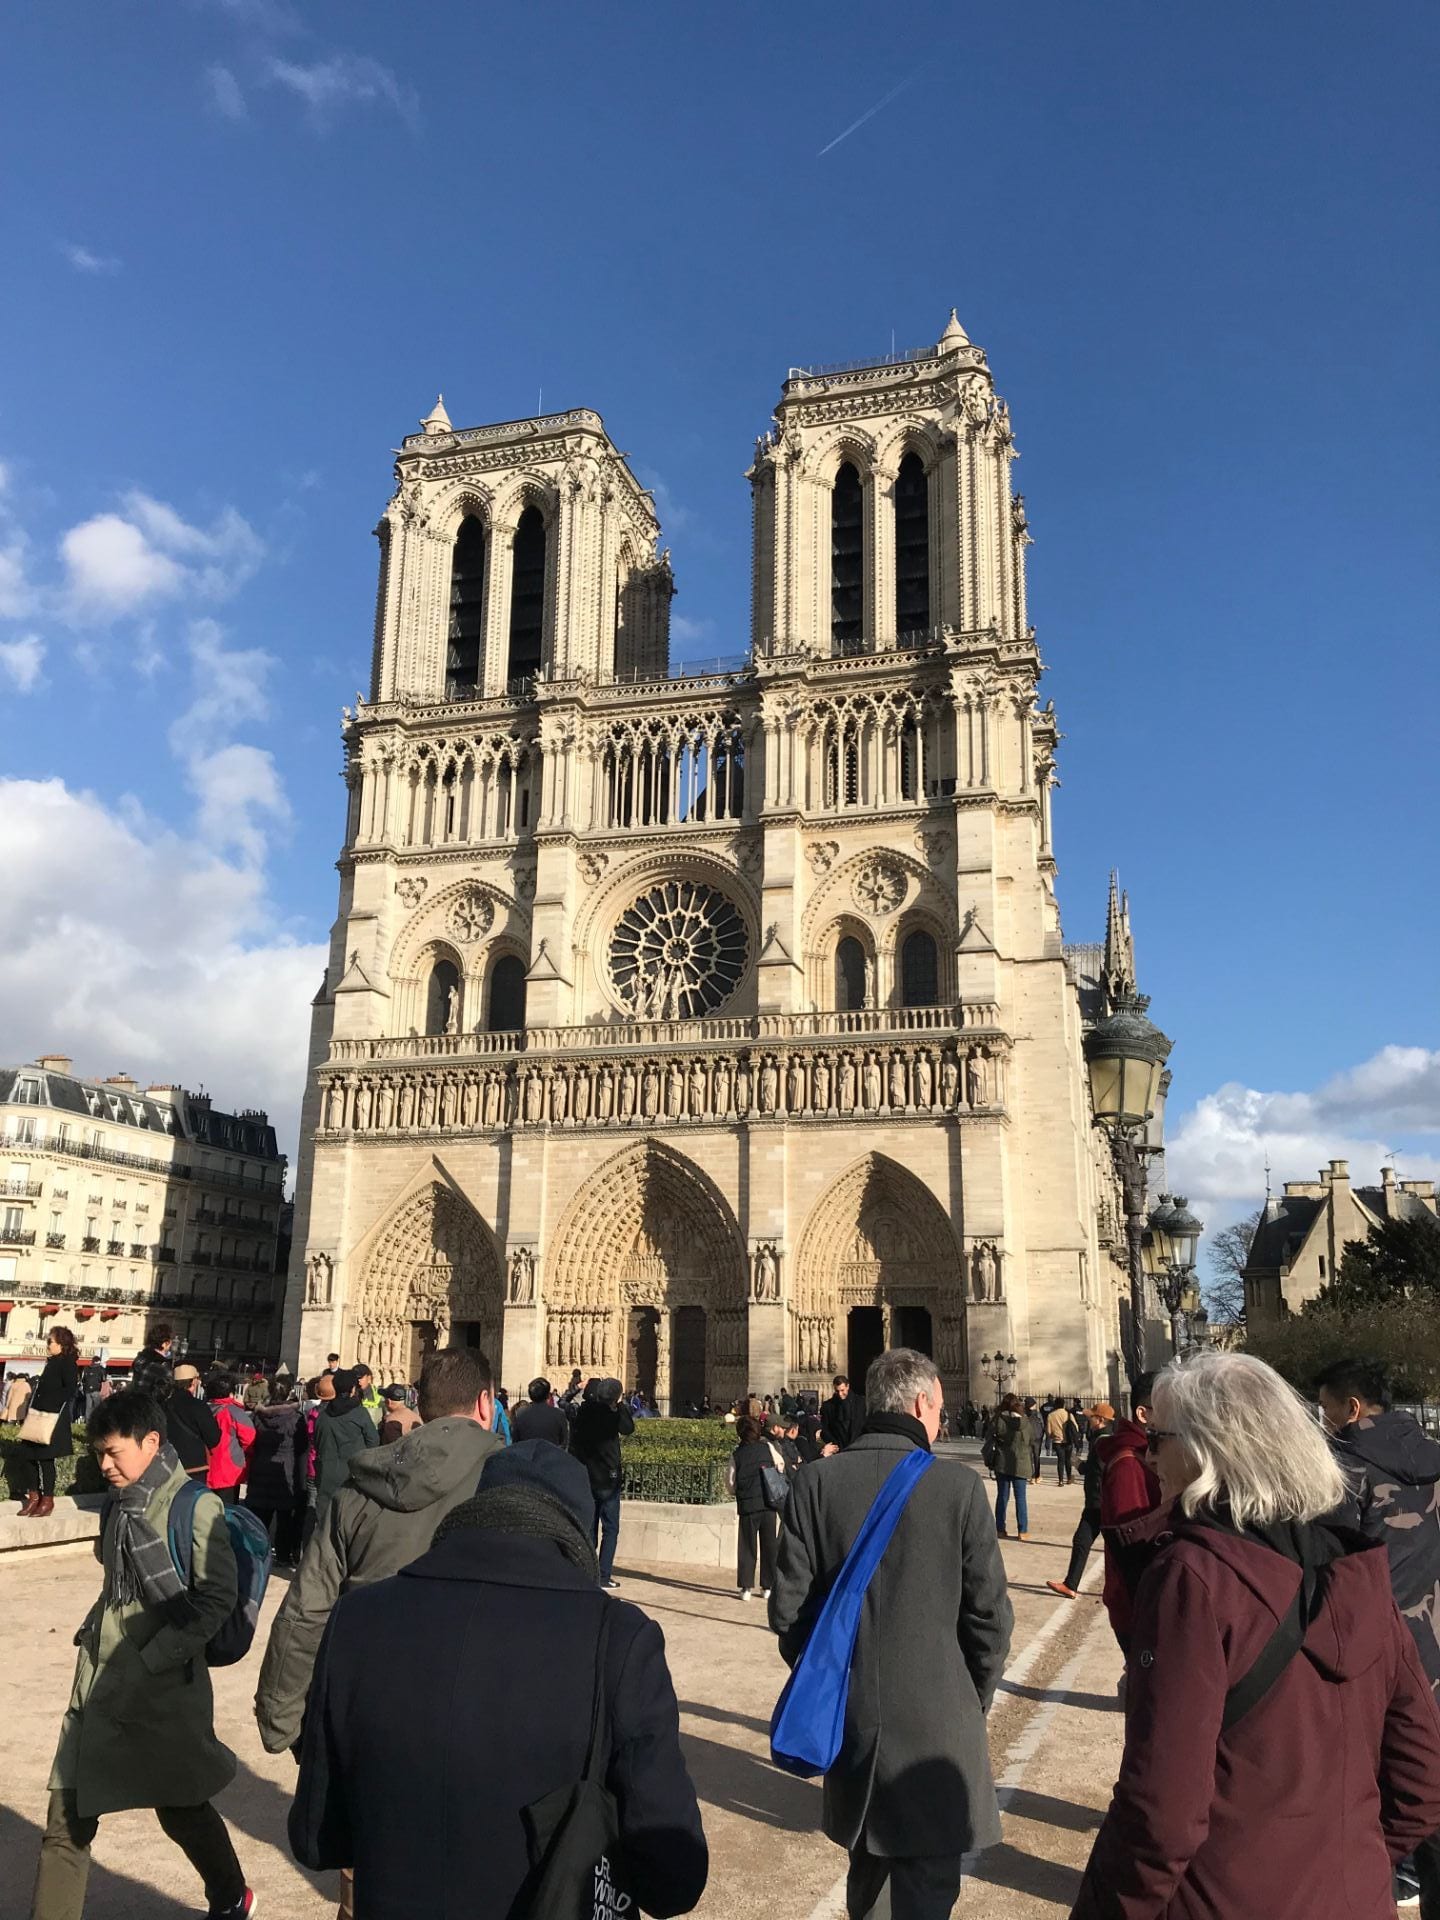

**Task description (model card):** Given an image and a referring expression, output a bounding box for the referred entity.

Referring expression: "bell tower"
[748,311,1030,656]
[369,402,674,703]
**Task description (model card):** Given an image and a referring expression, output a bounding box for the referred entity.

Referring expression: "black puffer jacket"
[730,1438,781,1519]
[247,1401,308,1509]
[163,1384,221,1474]
[1330,1408,1440,1694]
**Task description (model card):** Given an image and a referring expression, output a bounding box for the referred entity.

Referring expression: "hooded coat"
[1329,1407,1440,1694]
[986,1408,1029,1480]
[1071,1503,1440,1920]
[255,1415,502,1752]
[246,1400,308,1510]
[1096,1417,1162,1648]
[311,1391,379,1514]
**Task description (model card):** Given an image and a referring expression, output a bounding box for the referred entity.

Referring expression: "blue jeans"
[593,1487,621,1583]
[994,1475,1028,1534]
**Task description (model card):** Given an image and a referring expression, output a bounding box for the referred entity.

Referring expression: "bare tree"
[1203,1206,1261,1324]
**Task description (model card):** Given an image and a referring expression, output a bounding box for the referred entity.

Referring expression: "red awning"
[38,1303,61,1314]
[76,1306,97,1320]
[99,1308,121,1321]
[0,1300,14,1313]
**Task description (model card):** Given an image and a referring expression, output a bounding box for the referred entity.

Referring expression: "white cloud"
[0,777,325,1165]
[168,621,288,863]
[0,634,45,692]
[59,243,122,276]
[204,63,248,119]
[265,52,418,130]
[638,469,693,534]
[61,494,263,620]
[0,536,32,616]
[1167,1045,1440,1252]
[670,613,715,647]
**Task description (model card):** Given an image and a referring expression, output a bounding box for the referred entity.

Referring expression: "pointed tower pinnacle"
[1103,868,1137,1002]
[420,394,452,436]
[939,308,970,351]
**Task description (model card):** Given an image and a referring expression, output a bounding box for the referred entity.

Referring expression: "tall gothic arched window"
[895,452,930,635]
[835,936,868,1011]
[507,506,547,685]
[900,929,939,1008]
[831,462,864,654]
[447,515,487,698]
[487,954,527,1033]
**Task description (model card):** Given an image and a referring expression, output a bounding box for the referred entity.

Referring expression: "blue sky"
[1,0,1436,1254]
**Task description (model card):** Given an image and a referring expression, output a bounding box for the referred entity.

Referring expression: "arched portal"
[792,1154,965,1395]
[545,1140,748,1411]
[352,1183,505,1384]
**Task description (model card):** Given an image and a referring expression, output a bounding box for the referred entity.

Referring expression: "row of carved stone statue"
[319,1041,1007,1135]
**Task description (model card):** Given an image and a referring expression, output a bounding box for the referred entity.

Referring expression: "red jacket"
[206,1397,257,1490]
[1096,1418,1161,1648]
[1072,1504,1440,1920]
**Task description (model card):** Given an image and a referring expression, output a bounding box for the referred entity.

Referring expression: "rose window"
[608,880,748,1019]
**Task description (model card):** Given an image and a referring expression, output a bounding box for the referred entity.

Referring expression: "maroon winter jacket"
[1096,1418,1161,1648]
[1072,1503,1440,1920]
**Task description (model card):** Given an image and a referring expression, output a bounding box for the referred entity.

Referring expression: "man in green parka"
[30,1388,255,1920]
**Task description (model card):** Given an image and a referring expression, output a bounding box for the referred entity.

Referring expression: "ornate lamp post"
[1145,1194,1204,1358]
[1084,992,1172,1385]
[981,1349,1017,1402]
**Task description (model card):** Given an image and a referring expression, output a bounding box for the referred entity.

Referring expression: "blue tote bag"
[770,1448,934,1778]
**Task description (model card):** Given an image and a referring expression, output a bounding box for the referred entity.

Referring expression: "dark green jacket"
[987,1410,1029,1479]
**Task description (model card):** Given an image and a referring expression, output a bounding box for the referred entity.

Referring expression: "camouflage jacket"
[1330,1408,1440,1694]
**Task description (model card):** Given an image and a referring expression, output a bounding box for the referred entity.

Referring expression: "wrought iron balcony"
[46,1232,65,1249]
[82,1236,100,1253]
[105,1240,125,1257]
[1,1179,43,1198]
[0,1226,36,1246]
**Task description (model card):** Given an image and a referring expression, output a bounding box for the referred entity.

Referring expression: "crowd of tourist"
[10,1319,1440,1919]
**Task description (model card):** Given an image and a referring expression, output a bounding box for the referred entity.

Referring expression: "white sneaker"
[762,1588,772,1599]
[740,1589,753,1602]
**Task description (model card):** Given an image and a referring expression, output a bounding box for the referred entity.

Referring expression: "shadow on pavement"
[968,1839,1085,1904]
[213,1756,334,1896]
[679,1698,774,1738]
[0,1802,198,1919]
[679,1729,821,1832]
[998,1681,1121,1714]
[1003,1786,1105,1834]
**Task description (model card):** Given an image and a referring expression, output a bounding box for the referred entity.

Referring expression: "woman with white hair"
[1071,1350,1440,1920]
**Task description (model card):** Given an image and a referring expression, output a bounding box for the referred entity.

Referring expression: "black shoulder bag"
[518,1604,633,1919]
[1221,1559,1329,1731]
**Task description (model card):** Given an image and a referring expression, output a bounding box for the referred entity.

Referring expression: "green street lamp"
[1084,992,1172,1385]
[1145,1193,1205,1358]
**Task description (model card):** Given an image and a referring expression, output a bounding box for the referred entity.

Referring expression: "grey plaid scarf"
[107,1443,197,1623]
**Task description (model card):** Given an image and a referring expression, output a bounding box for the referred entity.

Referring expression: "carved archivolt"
[351,1182,505,1380]
[317,1038,1007,1138]
[791,1153,965,1377]
[543,1140,748,1400]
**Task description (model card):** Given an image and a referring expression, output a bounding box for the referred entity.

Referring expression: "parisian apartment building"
[0,1056,287,1373]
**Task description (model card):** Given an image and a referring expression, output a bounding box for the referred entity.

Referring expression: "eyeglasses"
[1145,1429,1177,1451]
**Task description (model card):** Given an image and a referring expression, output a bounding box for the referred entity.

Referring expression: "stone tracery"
[352,1182,505,1380]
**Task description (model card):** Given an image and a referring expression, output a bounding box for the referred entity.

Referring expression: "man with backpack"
[30,1388,256,1920]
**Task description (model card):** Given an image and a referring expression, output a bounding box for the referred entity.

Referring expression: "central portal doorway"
[626,1306,659,1401]
[408,1319,439,1382]
[891,1305,933,1356]
[671,1305,707,1411]
[846,1306,884,1390]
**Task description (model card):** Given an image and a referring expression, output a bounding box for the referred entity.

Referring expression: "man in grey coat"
[770,1347,1012,1920]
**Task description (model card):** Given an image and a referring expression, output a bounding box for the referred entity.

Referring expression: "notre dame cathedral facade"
[283,311,1145,1406]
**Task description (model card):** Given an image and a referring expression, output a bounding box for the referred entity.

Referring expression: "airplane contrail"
[817,75,914,157]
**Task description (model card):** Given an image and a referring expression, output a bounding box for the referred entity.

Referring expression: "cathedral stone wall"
[283,317,1135,1406]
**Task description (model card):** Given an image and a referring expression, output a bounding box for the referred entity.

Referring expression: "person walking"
[1072,1351,1440,1920]
[204,1372,257,1507]
[5,1368,34,1424]
[1317,1357,1440,1916]
[509,1376,570,1449]
[256,1346,502,1761]
[377,1384,420,1446]
[129,1325,175,1399]
[728,1415,783,1601]
[288,1441,708,1920]
[1047,1402,1115,1601]
[770,1349,1012,1920]
[1047,1399,1080,1485]
[1024,1396,1044,1483]
[29,1388,255,1920]
[311,1367,379,1524]
[986,1392,1032,1539]
[570,1375,634,1588]
[819,1374,861,1455]
[14,1326,78,1518]
[246,1380,308,1567]
[162,1363,222,1481]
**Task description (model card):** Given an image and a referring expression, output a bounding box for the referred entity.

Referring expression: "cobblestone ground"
[0,1451,1124,1919]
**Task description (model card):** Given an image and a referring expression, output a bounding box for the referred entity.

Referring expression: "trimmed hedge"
[1,1422,104,1498]
[620,1416,736,1504]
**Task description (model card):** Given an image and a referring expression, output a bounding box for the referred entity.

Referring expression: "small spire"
[1103,868,1137,1001]
[939,308,970,350]
[420,394,452,435]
